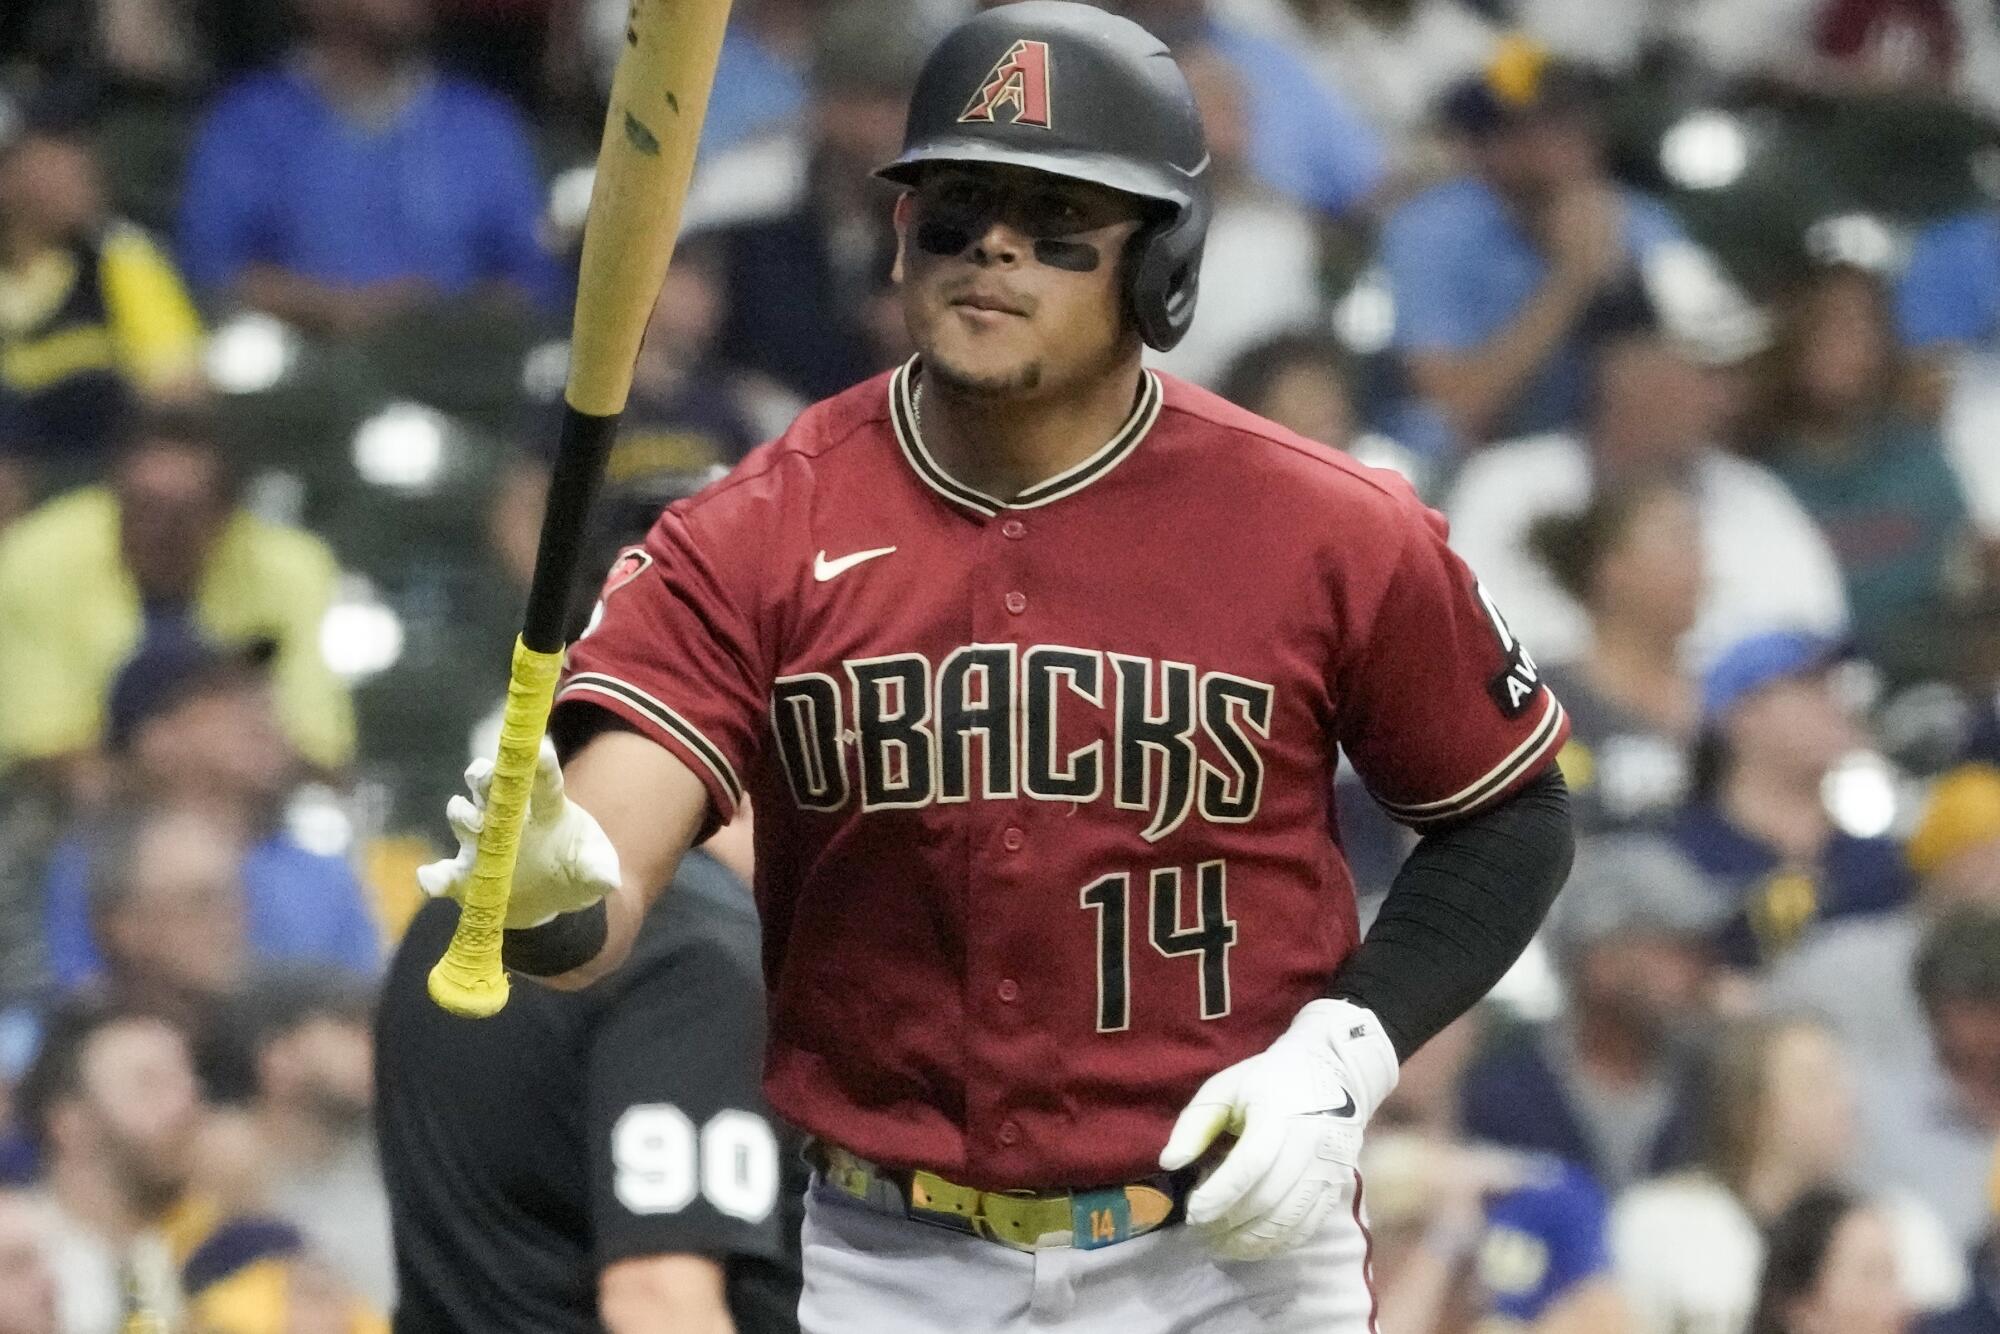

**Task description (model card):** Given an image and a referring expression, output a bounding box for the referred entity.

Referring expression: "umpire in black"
[377,847,802,1334]
[374,465,803,1333]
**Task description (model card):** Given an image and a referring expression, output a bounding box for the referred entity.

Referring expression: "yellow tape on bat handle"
[422,0,733,1017]
[426,638,564,1017]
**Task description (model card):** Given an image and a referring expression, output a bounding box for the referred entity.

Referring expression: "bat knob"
[427,959,512,1018]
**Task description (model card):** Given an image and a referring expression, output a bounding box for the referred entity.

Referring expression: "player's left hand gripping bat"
[427,0,734,1017]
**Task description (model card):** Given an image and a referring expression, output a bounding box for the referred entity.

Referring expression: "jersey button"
[1002,826,1025,851]
[997,978,1020,1003]
[998,1121,1022,1146]
[1001,519,1027,540]
[1004,591,1027,615]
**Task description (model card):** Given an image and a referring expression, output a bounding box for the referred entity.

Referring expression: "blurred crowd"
[3,0,2000,1330]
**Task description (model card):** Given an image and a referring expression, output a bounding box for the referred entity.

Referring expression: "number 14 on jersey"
[1079,860,1238,1032]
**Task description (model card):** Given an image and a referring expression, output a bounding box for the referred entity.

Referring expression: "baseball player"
[420,4,1576,1329]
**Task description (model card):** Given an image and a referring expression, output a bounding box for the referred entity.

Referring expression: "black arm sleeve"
[1330,767,1574,1062]
[503,900,609,977]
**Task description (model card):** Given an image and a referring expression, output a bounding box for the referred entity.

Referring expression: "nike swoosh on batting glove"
[1159,998,1399,1261]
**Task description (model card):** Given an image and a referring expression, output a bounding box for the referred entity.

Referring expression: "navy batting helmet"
[875,1,1211,352]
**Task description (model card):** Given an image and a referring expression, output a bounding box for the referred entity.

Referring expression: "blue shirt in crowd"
[1668,802,1911,969]
[698,24,810,161]
[1380,177,1689,455]
[42,831,380,985]
[1898,210,2000,348]
[1204,24,1385,219]
[1482,1157,1615,1324]
[177,66,559,310]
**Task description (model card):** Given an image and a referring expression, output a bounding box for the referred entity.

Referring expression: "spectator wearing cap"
[1446,320,1850,669]
[1457,835,1723,1194]
[1528,478,1704,833]
[1610,1014,1964,1333]
[37,630,378,990]
[175,0,558,336]
[200,973,392,1313]
[1753,263,1977,684]
[1668,630,1910,970]
[1379,37,1752,458]
[693,0,942,403]
[0,408,354,794]
[0,123,203,519]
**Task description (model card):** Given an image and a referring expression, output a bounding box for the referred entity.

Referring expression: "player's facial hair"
[911,252,1131,402]
[927,355,1043,398]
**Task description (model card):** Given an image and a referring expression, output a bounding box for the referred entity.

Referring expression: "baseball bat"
[428,0,734,1017]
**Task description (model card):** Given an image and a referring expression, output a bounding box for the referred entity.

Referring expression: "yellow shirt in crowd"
[0,487,355,770]
[0,222,204,402]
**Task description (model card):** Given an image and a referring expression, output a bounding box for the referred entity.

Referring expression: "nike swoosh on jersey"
[1305,1090,1358,1118]
[813,546,898,582]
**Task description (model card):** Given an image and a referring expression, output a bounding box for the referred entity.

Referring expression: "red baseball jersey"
[556,359,1567,1190]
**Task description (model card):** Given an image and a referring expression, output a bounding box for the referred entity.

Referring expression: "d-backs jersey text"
[555,358,1567,1190]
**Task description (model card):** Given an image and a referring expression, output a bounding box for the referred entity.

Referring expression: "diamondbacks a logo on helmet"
[959,39,1053,128]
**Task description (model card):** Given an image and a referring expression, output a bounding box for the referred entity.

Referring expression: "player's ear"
[891,193,913,284]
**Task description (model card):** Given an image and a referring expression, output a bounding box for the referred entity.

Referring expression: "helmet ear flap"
[1125,189,1210,352]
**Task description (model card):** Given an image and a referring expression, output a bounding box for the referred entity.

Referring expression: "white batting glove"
[1160,998,1400,1261]
[416,737,622,929]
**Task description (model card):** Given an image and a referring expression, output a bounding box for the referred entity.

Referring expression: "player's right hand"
[416,737,623,928]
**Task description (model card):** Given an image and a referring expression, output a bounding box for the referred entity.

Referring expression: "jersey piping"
[557,670,746,810]
[1372,691,1568,825]
[888,357,1164,516]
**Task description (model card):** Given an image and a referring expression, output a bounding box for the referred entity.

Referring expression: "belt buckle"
[975,1187,1071,1251]
[908,1170,983,1237]
[822,1143,1180,1253]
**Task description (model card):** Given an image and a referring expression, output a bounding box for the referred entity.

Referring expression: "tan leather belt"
[811,1142,1189,1252]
